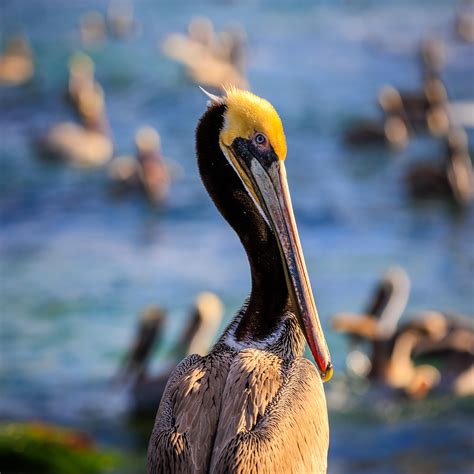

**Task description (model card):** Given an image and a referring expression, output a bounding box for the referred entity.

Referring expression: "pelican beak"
[221,140,333,381]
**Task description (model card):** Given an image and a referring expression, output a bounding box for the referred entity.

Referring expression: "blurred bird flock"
[1,0,473,473]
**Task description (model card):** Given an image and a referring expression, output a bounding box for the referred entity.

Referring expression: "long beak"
[222,145,332,381]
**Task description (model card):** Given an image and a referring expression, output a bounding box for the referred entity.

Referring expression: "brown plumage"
[148,89,331,472]
[149,313,328,473]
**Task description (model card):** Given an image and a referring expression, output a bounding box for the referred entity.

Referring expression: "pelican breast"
[149,348,328,473]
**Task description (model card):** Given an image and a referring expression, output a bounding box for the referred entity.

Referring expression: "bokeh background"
[1,0,473,473]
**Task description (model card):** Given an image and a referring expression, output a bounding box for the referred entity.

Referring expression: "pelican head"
[197,87,332,380]
[135,126,161,153]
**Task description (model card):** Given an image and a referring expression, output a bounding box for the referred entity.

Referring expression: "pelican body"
[148,89,332,473]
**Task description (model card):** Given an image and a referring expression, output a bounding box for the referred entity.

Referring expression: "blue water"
[1,1,473,472]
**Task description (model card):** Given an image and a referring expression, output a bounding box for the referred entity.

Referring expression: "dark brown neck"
[196,103,291,342]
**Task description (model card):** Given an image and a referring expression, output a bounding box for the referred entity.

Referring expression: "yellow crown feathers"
[220,87,287,161]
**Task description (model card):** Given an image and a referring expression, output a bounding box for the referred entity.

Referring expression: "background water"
[1,0,473,473]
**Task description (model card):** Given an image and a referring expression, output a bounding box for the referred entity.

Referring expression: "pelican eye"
[254,133,267,146]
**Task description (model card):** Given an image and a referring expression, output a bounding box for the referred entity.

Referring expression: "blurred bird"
[0,34,34,86]
[383,327,442,400]
[215,24,247,75]
[455,6,474,42]
[163,16,248,91]
[80,10,107,45]
[106,0,137,39]
[332,267,411,376]
[413,311,474,396]
[419,38,446,78]
[66,52,104,116]
[405,128,474,206]
[335,308,444,398]
[378,78,449,133]
[118,306,166,382]
[334,272,473,398]
[36,85,113,167]
[121,293,223,415]
[187,16,217,49]
[136,127,170,204]
[344,114,409,149]
[108,126,170,205]
[174,291,224,357]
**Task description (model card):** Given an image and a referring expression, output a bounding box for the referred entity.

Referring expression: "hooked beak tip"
[321,362,333,382]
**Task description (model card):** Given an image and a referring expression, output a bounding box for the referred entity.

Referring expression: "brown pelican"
[175,292,224,358]
[122,293,223,415]
[405,128,474,206]
[106,0,137,39]
[335,307,443,399]
[148,88,332,473]
[119,306,167,382]
[66,52,103,117]
[378,78,448,132]
[412,311,474,396]
[162,18,248,91]
[332,266,410,376]
[36,84,113,167]
[383,327,441,399]
[381,311,474,398]
[108,126,170,205]
[80,10,107,45]
[0,34,34,86]
[335,283,473,399]
[419,38,446,78]
[455,7,474,43]
[343,104,409,149]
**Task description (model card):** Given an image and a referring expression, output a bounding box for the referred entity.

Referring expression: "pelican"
[383,327,441,400]
[332,267,410,340]
[148,88,332,473]
[119,306,167,382]
[0,34,34,86]
[80,10,107,45]
[66,52,103,117]
[382,311,474,398]
[108,126,170,205]
[343,114,409,149]
[36,84,113,167]
[162,18,248,91]
[413,311,474,396]
[122,293,223,415]
[332,266,410,377]
[419,38,446,78]
[106,0,137,39]
[455,8,474,43]
[378,78,448,132]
